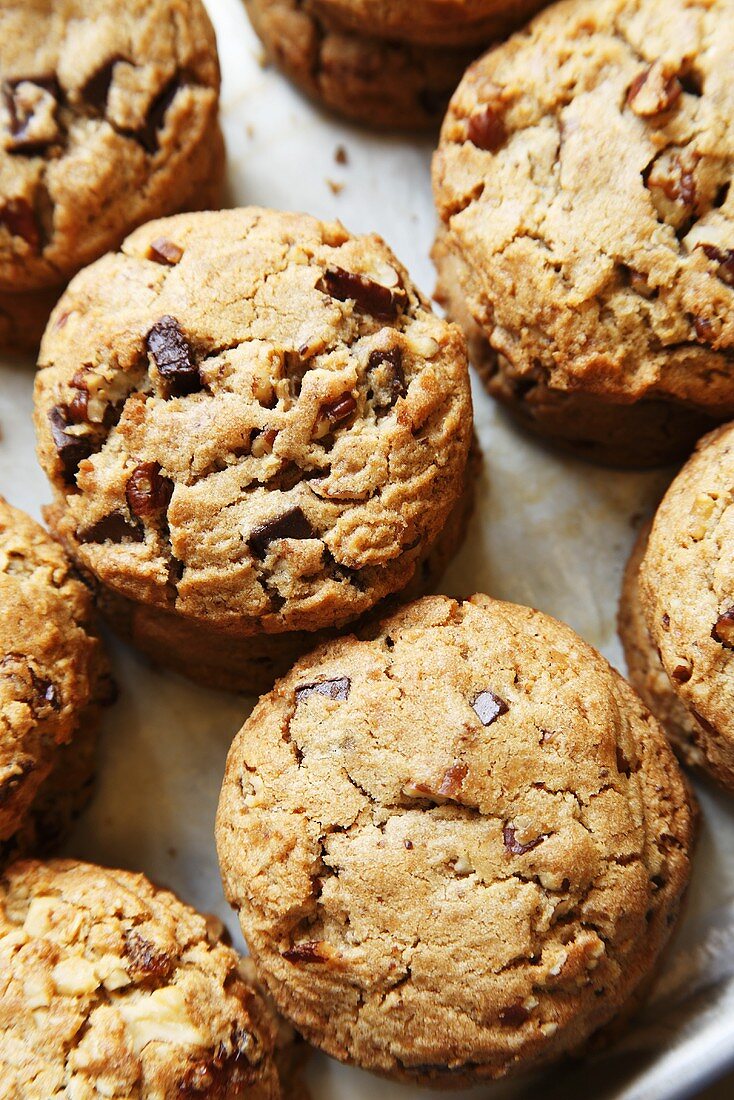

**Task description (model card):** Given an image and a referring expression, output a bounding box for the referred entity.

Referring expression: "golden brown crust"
[0,859,283,1098]
[312,0,546,46]
[217,594,695,1086]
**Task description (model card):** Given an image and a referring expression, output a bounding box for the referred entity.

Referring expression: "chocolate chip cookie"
[245,0,483,131]
[0,0,223,354]
[620,423,734,788]
[217,594,695,1086]
[433,0,734,467]
[313,0,547,46]
[33,208,473,693]
[0,858,294,1097]
[0,497,113,866]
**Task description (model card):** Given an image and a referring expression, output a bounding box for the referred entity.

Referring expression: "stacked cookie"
[33,207,474,694]
[217,595,695,1085]
[0,0,223,353]
[433,0,734,466]
[245,0,547,130]
[620,423,734,790]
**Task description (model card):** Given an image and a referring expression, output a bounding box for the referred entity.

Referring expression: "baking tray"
[2,1,734,1095]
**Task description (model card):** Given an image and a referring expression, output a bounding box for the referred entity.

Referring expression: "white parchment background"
[2,1,734,1095]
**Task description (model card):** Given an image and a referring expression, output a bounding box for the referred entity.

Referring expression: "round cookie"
[433,0,734,467]
[0,859,289,1098]
[217,594,695,1086]
[311,0,547,46]
[0,0,223,352]
[245,0,481,131]
[33,207,473,692]
[620,423,734,789]
[0,497,113,866]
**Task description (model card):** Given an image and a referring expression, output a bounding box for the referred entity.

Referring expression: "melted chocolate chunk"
[48,406,95,483]
[147,236,184,265]
[248,506,316,559]
[3,77,61,155]
[321,393,357,424]
[503,823,543,856]
[282,940,328,963]
[80,56,121,112]
[0,198,40,249]
[78,512,144,544]
[712,608,734,650]
[295,676,351,705]
[368,346,406,409]
[701,244,734,288]
[467,105,507,153]
[471,690,509,727]
[317,266,402,320]
[126,462,174,519]
[146,316,201,396]
[498,1002,530,1027]
[134,76,180,154]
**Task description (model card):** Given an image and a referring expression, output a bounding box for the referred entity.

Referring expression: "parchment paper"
[2,2,734,1095]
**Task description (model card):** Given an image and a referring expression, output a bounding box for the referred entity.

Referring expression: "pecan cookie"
[433,0,734,467]
[244,0,482,131]
[0,859,293,1098]
[0,0,223,354]
[217,594,695,1086]
[33,208,473,693]
[0,498,113,867]
[312,0,547,46]
[620,423,734,788]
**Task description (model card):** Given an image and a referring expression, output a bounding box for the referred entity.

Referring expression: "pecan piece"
[627,63,682,116]
[126,462,174,519]
[503,823,544,855]
[712,608,734,650]
[700,244,734,288]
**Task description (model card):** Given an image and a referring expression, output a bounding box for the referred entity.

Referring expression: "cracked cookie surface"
[626,423,734,789]
[0,498,112,863]
[312,0,546,46]
[34,208,472,644]
[244,0,482,131]
[0,0,222,342]
[433,0,734,462]
[216,594,694,1086]
[0,859,285,1098]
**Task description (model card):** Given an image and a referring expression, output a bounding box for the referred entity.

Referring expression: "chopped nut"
[51,956,99,996]
[115,986,207,1053]
[627,62,682,116]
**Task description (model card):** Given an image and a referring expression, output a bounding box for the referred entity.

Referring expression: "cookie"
[620,423,734,788]
[433,0,734,467]
[245,0,481,131]
[216,594,695,1086]
[0,498,113,866]
[0,858,291,1097]
[33,207,473,691]
[0,0,224,353]
[312,0,547,46]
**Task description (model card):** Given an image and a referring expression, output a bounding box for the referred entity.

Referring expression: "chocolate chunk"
[146,316,201,396]
[498,1002,529,1027]
[124,930,174,982]
[295,676,351,705]
[437,762,468,799]
[136,76,180,154]
[471,690,509,726]
[48,406,95,483]
[627,67,682,115]
[368,347,406,409]
[248,506,316,559]
[467,104,507,153]
[317,266,402,320]
[147,236,184,265]
[282,940,327,964]
[0,198,40,249]
[126,462,174,519]
[30,671,60,712]
[503,823,543,856]
[404,839,414,850]
[78,512,144,544]
[321,392,357,424]
[80,57,121,112]
[712,608,734,650]
[701,244,734,288]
